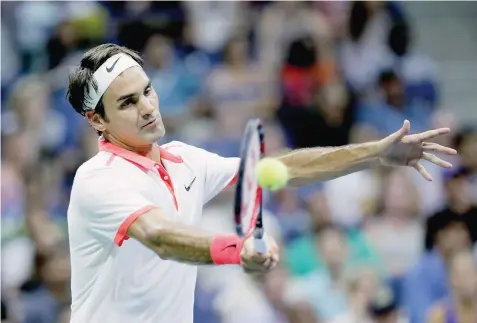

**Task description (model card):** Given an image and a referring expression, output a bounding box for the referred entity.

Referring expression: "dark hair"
[424,212,470,250]
[285,35,317,68]
[453,125,477,150]
[348,1,369,42]
[67,44,144,133]
[378,69,399,86]
[388,22,410,57]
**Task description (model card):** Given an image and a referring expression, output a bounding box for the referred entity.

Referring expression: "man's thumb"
[386,120,411,144]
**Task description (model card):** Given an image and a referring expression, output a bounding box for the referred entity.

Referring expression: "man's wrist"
[361,141,383,166]
[210,235,244,265]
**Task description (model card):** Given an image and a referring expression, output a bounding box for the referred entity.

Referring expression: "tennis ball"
[255,158,289,191]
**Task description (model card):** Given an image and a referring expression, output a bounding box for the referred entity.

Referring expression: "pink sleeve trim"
[114,205,158,247]
[221,173,238,192]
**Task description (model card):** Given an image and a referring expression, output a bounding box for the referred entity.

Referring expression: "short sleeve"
[73,165,157,247]
[196,149,239,204]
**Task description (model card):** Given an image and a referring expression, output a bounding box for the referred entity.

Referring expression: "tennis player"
[66,44,456,323]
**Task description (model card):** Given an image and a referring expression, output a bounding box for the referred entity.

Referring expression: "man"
[425,166,477,250]
[427,250,477,323]
[66,43,456,323]
[402,210,472,323]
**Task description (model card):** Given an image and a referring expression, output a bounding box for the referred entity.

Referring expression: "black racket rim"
[233,118,265,237]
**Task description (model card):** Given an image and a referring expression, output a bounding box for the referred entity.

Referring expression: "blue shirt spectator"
[357,69,432,136]
[402,211,473,323]
[402,251,449,323]
[144,34,201,121]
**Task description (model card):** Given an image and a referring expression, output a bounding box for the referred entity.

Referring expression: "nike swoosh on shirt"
[184,177,196,191]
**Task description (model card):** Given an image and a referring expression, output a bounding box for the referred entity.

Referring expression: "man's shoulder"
[75,152,118,177]
[161,140,216,161]
[73,151,134,187]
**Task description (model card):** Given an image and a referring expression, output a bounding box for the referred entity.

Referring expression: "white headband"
[83,53,140,110]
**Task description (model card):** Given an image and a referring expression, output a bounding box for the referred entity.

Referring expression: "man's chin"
[142,126,165,143]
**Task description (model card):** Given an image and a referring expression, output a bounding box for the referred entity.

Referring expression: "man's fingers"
[417,128,451,141]
[423,152,453,168]
[250,252,269,264]
[414,162,433,181]
[422,143,458,155]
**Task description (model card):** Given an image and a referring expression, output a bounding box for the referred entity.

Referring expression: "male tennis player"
[66,44,456,323]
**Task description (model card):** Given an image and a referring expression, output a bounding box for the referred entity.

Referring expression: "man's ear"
[85,110,107,133]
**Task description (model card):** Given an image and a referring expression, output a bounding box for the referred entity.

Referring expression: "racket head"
[234,119,265,238]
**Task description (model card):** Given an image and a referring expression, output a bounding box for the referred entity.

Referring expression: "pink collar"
[98,137,182,171]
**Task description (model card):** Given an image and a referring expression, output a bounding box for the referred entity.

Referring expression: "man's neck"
[103,133,160,162]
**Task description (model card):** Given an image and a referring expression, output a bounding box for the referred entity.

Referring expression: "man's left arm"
[277,120,457,186]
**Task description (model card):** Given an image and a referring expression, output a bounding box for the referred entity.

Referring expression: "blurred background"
[1,1,477,323]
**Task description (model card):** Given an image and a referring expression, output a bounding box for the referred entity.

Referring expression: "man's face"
[382,78,404,107]
[317,229,348,269]
[446,176,471,208]
[95,66,165,146]
[460,132,477,171]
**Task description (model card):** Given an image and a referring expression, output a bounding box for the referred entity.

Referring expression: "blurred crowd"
[1,1,477,323]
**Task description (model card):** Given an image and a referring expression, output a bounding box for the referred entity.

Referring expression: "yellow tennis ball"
[255,158,289,191]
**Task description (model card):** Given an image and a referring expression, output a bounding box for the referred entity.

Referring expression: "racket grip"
[254,237,268,254]
[253,228,268,254]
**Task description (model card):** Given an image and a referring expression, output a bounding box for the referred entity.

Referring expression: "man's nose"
[138,96,155,117]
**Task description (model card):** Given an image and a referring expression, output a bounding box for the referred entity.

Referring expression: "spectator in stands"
[256,1,332,73]
[184,1,247,55]
[427,250,477,323]
[365,169,424,297]
[204,33,276,141]
[262,266,316,323]
[454,126,477,204]
[285,224,381,321]
[144,33,201,137]
[339,1,407,95]
[18,170,71,323]
[1,128,35,294]
[356,70,432,137]
[286,221,382,278]
[46,20,81,70]
[426,167,477,250]
[368,286,409,323]
[402,209,472,323]
[329,268,380,323]
[383,22,439,110]
[8,76,72,158]
[277,35,349,149]
[266,189,312,244]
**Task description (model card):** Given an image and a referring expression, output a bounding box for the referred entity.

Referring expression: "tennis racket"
[234,118,267,254]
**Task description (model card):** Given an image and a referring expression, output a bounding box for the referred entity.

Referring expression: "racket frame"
[234,119,265,243]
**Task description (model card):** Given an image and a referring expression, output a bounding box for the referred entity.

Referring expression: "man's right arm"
[127,208,279,271]
[127,208,214,265]
[75,164,278,270]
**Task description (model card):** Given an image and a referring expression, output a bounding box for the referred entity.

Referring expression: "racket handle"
[253,228,268,254]
[254,237,268,254]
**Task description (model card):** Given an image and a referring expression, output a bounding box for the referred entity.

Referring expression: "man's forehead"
[104,66,149,99]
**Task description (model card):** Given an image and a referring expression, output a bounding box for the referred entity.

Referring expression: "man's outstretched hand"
[377,120,458,181]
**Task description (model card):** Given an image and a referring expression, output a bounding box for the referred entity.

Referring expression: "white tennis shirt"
[67,138,239,323]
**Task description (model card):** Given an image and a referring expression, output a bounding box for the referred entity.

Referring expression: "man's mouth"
[142,117,159,128]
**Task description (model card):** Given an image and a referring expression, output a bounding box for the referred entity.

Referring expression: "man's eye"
[144,87,152,96]
[120,99,133,109]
